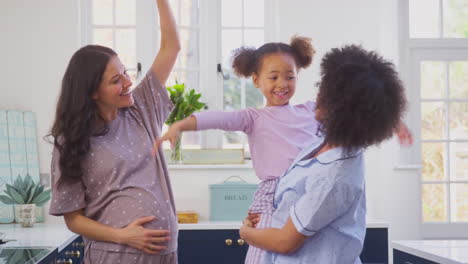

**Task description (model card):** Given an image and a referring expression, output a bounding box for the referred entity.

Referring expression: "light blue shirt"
[264,140,366,264]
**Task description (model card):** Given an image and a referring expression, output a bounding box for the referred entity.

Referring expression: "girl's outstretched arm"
[153,116,197,153]
[151,0,181,85]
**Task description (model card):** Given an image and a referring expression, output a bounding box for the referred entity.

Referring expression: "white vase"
[14,204,36,227]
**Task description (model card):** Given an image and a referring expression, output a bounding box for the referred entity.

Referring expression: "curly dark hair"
[316,45,407,151]
[48,45,116,184]
[232,35,316,77]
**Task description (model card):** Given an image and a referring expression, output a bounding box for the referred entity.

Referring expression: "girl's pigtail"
[290,35,315,69]
[231,47,257,77]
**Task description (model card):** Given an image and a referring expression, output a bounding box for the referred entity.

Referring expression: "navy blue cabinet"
[38,236,84,264]
[178,227,388,264]
[393,249,439,264]
[178,229,248,264]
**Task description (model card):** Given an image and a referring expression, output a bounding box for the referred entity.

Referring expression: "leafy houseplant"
[166,82,206,163]
[0,174,51,227]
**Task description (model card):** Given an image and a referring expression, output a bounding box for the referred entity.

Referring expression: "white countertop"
[0,223,78,251]
[392,240,468,264]
[179,218,389,230]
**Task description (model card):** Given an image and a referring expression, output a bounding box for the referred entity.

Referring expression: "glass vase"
[171,137,183,164]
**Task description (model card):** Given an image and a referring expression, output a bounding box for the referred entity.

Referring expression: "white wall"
[0,0,422,240]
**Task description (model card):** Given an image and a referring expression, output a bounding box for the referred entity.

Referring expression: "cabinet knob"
[72,242,85,247]
[65,250,81,258]
[57,259,73,264]
[237,239,245,246]
[225,239,233,246]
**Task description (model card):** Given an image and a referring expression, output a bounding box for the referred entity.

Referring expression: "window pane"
[443,0,468,38]
[245,79,263,108]
[180,0,199,27]
[180,29,199,69]
[422,184,447,222]
[115,29,136,67]
[244,0,264,27]
[184,70,200,92]
[422,143,447,181]
[449,61,468,99]
[244,30,264,48]
[181,131,201,149]
[222,0,242,27]
[170,0,180,25]
[409,0,440,38]
[223,131,243,149]
[93,28,114,48]
[450,103,468,140]
[421,102,447,140]
[115,0,136,25]
[451,184,468,222]
[450,143,468,181]
[421,61,446,99]
[223,75,241,110]
[222,30,242,65]
[167,71,181,86]
[92,0,113,25]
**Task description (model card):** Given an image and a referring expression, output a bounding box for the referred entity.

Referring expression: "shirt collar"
[283,138,363,176]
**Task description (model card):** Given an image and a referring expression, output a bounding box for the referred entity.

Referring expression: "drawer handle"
[237,239,245,246]
[225,239,233,246]
[65,250,81,258]
[404,262,414,264]
[57,259,73,264]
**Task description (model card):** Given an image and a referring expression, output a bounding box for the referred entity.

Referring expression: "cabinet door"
[178,230,248,264]
[393,249,439,264]
[360,228,388,264]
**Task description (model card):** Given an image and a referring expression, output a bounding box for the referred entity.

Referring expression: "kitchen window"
[81,0,277,154]
[400,0,468,238]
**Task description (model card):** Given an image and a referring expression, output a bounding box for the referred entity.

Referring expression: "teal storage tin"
[209,176,258,221]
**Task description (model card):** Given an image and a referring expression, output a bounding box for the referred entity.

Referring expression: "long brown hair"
[49,45,116,183]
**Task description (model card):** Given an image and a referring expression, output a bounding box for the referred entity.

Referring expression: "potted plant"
[0,174,51,227]
[166,82,206,163]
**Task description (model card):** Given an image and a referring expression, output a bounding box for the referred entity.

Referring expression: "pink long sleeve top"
[193,101,321,180]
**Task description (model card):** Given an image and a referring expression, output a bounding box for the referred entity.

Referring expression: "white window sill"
[168,160,253,170]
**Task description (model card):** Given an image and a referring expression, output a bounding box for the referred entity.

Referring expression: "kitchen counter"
[0,223,78,251]
[392,240,468,264]
[179,217,389,230]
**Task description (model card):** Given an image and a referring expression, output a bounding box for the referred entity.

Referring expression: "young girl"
[155,37,412,264]
[239,44,407,264]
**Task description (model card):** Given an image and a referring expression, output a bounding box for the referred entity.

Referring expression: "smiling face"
[92,56,134,120]
[252,53,298,107]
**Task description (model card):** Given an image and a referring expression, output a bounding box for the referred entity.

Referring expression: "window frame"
[399,0,468,238]
[80,0,278,153]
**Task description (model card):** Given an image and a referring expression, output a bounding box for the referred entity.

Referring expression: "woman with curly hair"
[239,45,408,264]
[48,0,181,263]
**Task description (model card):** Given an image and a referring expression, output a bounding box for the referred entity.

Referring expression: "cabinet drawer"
[393,249,439,264]
[178,230,248,264]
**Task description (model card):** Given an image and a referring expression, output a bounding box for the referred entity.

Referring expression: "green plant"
[165,82,206,162]
[166,82,206,125]
[0,174,51,206]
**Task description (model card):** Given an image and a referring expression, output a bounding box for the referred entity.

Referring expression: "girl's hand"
[152,124,181,155]
[117,216,170,254]
[247,213,261,228]
[395,121,413,146]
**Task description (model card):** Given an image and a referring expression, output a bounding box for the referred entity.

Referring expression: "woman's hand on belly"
[117,216,171,254]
